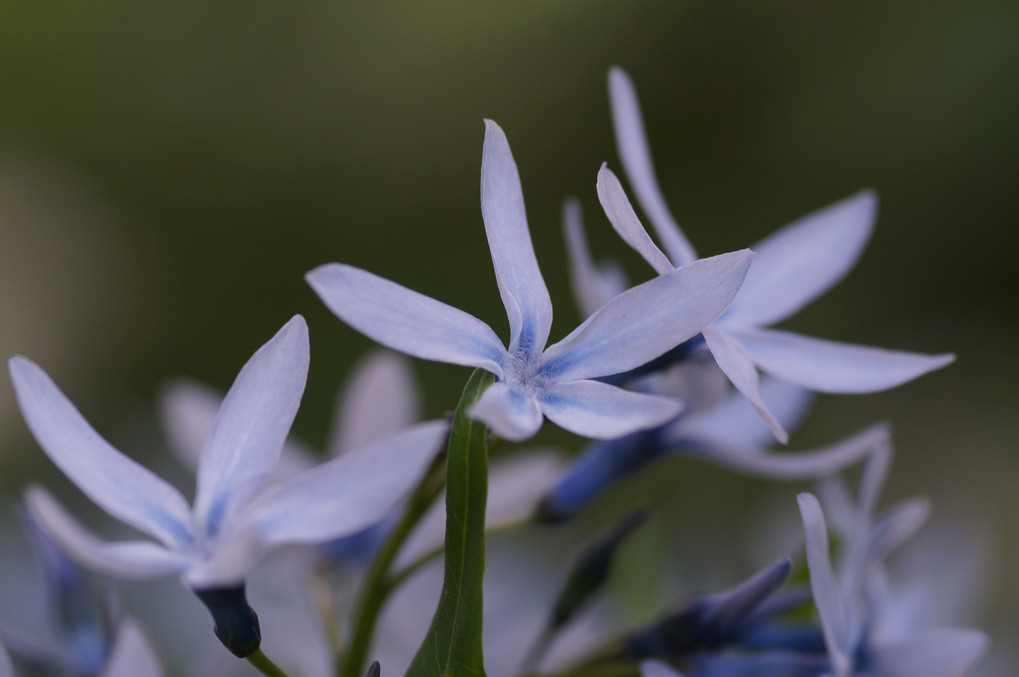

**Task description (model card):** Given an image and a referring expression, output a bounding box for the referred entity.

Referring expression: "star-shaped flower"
[598,67,955,443]
[307,119,753,442]
[797,449,988,677]
[9,316,447,590]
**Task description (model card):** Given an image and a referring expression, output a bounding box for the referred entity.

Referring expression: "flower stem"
[247,649,292,677]
[339,437,450,677]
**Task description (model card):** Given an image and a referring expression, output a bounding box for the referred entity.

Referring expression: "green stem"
[247,649,292,677]
[389,515,534,590]
[339,447,449,677]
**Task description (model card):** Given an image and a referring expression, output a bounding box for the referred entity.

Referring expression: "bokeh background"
[2,1,1016,675]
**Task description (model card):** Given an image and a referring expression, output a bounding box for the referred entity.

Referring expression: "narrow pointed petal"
[9,356,192,547]
[816,475,856,537]
[733,327,955,393]
[867,497,931,560]
[608,67,697,267]
[328,350,420,457]
[193,316,310,538]
[158,378,221,472]
[482,119,553,355]
[242,421,447,546]
[543,250,753,381]
[596,165,674,275]
[702,328,788,443]
[541,380,682,440]
[25,488,187,580]
[640,660,685,677]
[723,191,877,327]
[468,381,543,441]
[797,493,852,673]
[0,644,12,677]
[857,440,893,522]
[690,423,887,479]
[674,376,813,449]
[700,558,792,635]
[563,198,627,318]
[307,263,507,375]
[160,378,317,482]
[102,618,163,677]
[868,630,989,677]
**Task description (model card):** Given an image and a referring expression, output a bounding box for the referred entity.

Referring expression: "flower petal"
[9,356,192,547]
[25,487,187,580]
[102,618,163,677]
[797,493,852,673]
[328,350,420,457]
[398,450,564,567]
[640,660,685,677]
[541,380,682,440]
[482,119,553,356]
[193,316,310,539]
[608,67,697,267]
[733,327,955,394]
[468,381,544,442]
[542,249,753,381]
[182,531,267,588]
[673,376,813,449]
[702,328,789,443]
[307,263,507,375]
[722,191,877,327]
[689,423,887,480]
[158,378,222,472]
[0,641,11,677]
[868,629,989,677]
[596,165,674,275]
[241,421,447,547]
[867,497,930,561]
[563,198,628,318]
[159,378,318,483]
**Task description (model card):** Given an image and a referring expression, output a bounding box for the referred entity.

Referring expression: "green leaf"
[404,369,493,677]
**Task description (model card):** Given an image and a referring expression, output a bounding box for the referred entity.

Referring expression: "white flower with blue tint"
[308,120,754,442]
[0,618,162,677]
[9,316,447,590]
[601,67,954,442]
[797,452,988,676]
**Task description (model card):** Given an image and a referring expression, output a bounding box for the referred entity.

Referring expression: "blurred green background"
[1,1,1017,673]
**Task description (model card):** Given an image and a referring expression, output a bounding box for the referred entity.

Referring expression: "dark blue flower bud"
[623,558,794,660]
[194,585,261,658]
[23,507,113,677]
[537,430,666,523]
[365,660,381,677]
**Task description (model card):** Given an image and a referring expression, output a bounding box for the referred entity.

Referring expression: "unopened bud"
[194,585,261,658]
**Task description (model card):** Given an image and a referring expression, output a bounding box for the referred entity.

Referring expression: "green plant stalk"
[403,369,493,677]
[339,447,449,677]
[389,516,534,591]
[248,649,292,677]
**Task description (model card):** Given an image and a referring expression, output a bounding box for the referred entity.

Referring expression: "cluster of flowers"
[1,68,989,677]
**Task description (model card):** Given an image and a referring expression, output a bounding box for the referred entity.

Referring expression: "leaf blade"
[404,369,493,677]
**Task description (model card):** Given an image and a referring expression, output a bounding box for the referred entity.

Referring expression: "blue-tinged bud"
[537,429,667,523]
[194,585,261,658]
[22,508,113,677]
[365,660,381,677]
[550,508,648,629]
[623,559,793,660]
